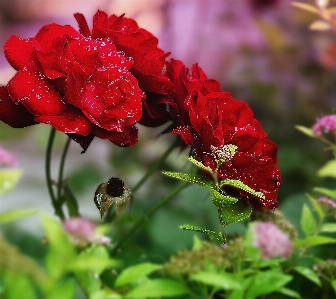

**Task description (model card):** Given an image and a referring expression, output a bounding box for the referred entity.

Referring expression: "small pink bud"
[0,145,18,168]
[312,114,336,136]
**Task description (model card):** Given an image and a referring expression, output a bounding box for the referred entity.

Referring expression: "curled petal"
[67,133,94,153]
[0,86,36,128]
[34,106,93,135]
[74,13,91,37]
[7,68,66,116]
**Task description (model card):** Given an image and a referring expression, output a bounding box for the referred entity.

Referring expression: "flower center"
[211,144,238,170]
[106,177,125,197]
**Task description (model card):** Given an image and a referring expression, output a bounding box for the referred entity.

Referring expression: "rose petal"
[4,36,39,71]
[67,133,94,153]
[74,13,91,37]
[34,106,93,135]
[7,68,66,116]
[93,125,138,147]
[0,86,37,128]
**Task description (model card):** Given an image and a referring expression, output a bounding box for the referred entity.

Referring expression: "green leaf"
[220,179,265,200]
[210,188,238,207]
[331,280,336,294]
[300,204,317,236]
[3,272,37,299]
[320,223,336,233]
[63,184,80,217]
[192,235,203,250]
[187,157,213,173]
[277,287,301,298]
[191,272,241,290]
[0,209,37,225]
[306,193,325,221]
[313,187,336,199]
[246,270,293,299]
[163,172,216,189]
[317,160,336,179]
[295,235,336,247]
[90,290,122,299]
[293,266,321,286]
[0,169,22,196]
[44,278,75,299]
[180,224,225,244]
[124,279,189,298]
[219,200,252,226]
[114,263,162,288]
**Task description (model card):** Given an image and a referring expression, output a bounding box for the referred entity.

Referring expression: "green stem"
[131,138,179,194]
[111,181,188,254]
[57,136,71,203]
[45,127,65,220]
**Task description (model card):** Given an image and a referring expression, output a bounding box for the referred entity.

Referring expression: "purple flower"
[0,145,17,168]
[63,217,110,247]
[312,114,336,136]
[252,221,293,259]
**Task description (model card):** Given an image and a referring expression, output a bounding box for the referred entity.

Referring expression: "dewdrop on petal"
[94,177,131,218]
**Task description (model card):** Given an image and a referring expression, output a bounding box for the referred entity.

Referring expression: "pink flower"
[63,217,110,246]
[316,196,336,210]
[0,145,18,168]
[312,114,336,136]
[252,221,293,259]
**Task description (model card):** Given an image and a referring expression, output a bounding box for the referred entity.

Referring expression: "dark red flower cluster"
[0,10,172,151]
[165,59,281,209]
[0,10,281,209]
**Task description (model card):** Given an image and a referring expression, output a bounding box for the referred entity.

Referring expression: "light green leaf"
[188,157,213,173]
[210,188,238,207]
[277,287,301,298]
[313,187,336,199]
[180,224,225,244]
[291,2,319,14]
[125,279,189,298]
[293,266,321,287]
[295,235,336,247]
[0,209,37,225]
[321,223,336,233]
[192,235,203,250]
[115,263,161,288]
[317,160,336,179]
[246,270,293,299]
[306,193,325,220]
[219,200,252,226]
[300,204,317,236]
[44,278,75,299]
[191,272,241,290]
[331,280,336,294]
[295,125,317,138]
[163,172,216,189]
[0,169,22,196]
[3,272,37,299]
[220,179,265,200]
[90,290,122,299]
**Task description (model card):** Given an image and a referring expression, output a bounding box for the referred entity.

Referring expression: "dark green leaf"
[219,200,252,226]
[180,224,225,244]
[293,266,321,286]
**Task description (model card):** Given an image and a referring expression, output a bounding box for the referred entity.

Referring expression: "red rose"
[0,10,175,151]
[74,11,174,127]
[167,60,280,209]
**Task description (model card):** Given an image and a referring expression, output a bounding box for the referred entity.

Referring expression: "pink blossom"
[312,114,336,136]
[316,196,336,210]
[0,145,17,168]
[63,217,110,246]
[252,221,293,259]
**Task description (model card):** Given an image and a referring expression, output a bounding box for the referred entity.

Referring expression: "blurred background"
[0,0,335,259]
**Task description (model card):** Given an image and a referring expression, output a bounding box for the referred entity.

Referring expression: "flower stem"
[111,181,189,254]
[57,136,71,202]
[45,127,65,220]
[131,138,179,194]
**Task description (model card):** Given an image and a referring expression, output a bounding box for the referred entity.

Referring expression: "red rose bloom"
[0,10,172,150]
[74,11,174,127]
[167,60,281,209]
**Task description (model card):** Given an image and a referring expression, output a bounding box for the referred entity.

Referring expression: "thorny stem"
[111,181,189,254]
[45,127,65,220]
